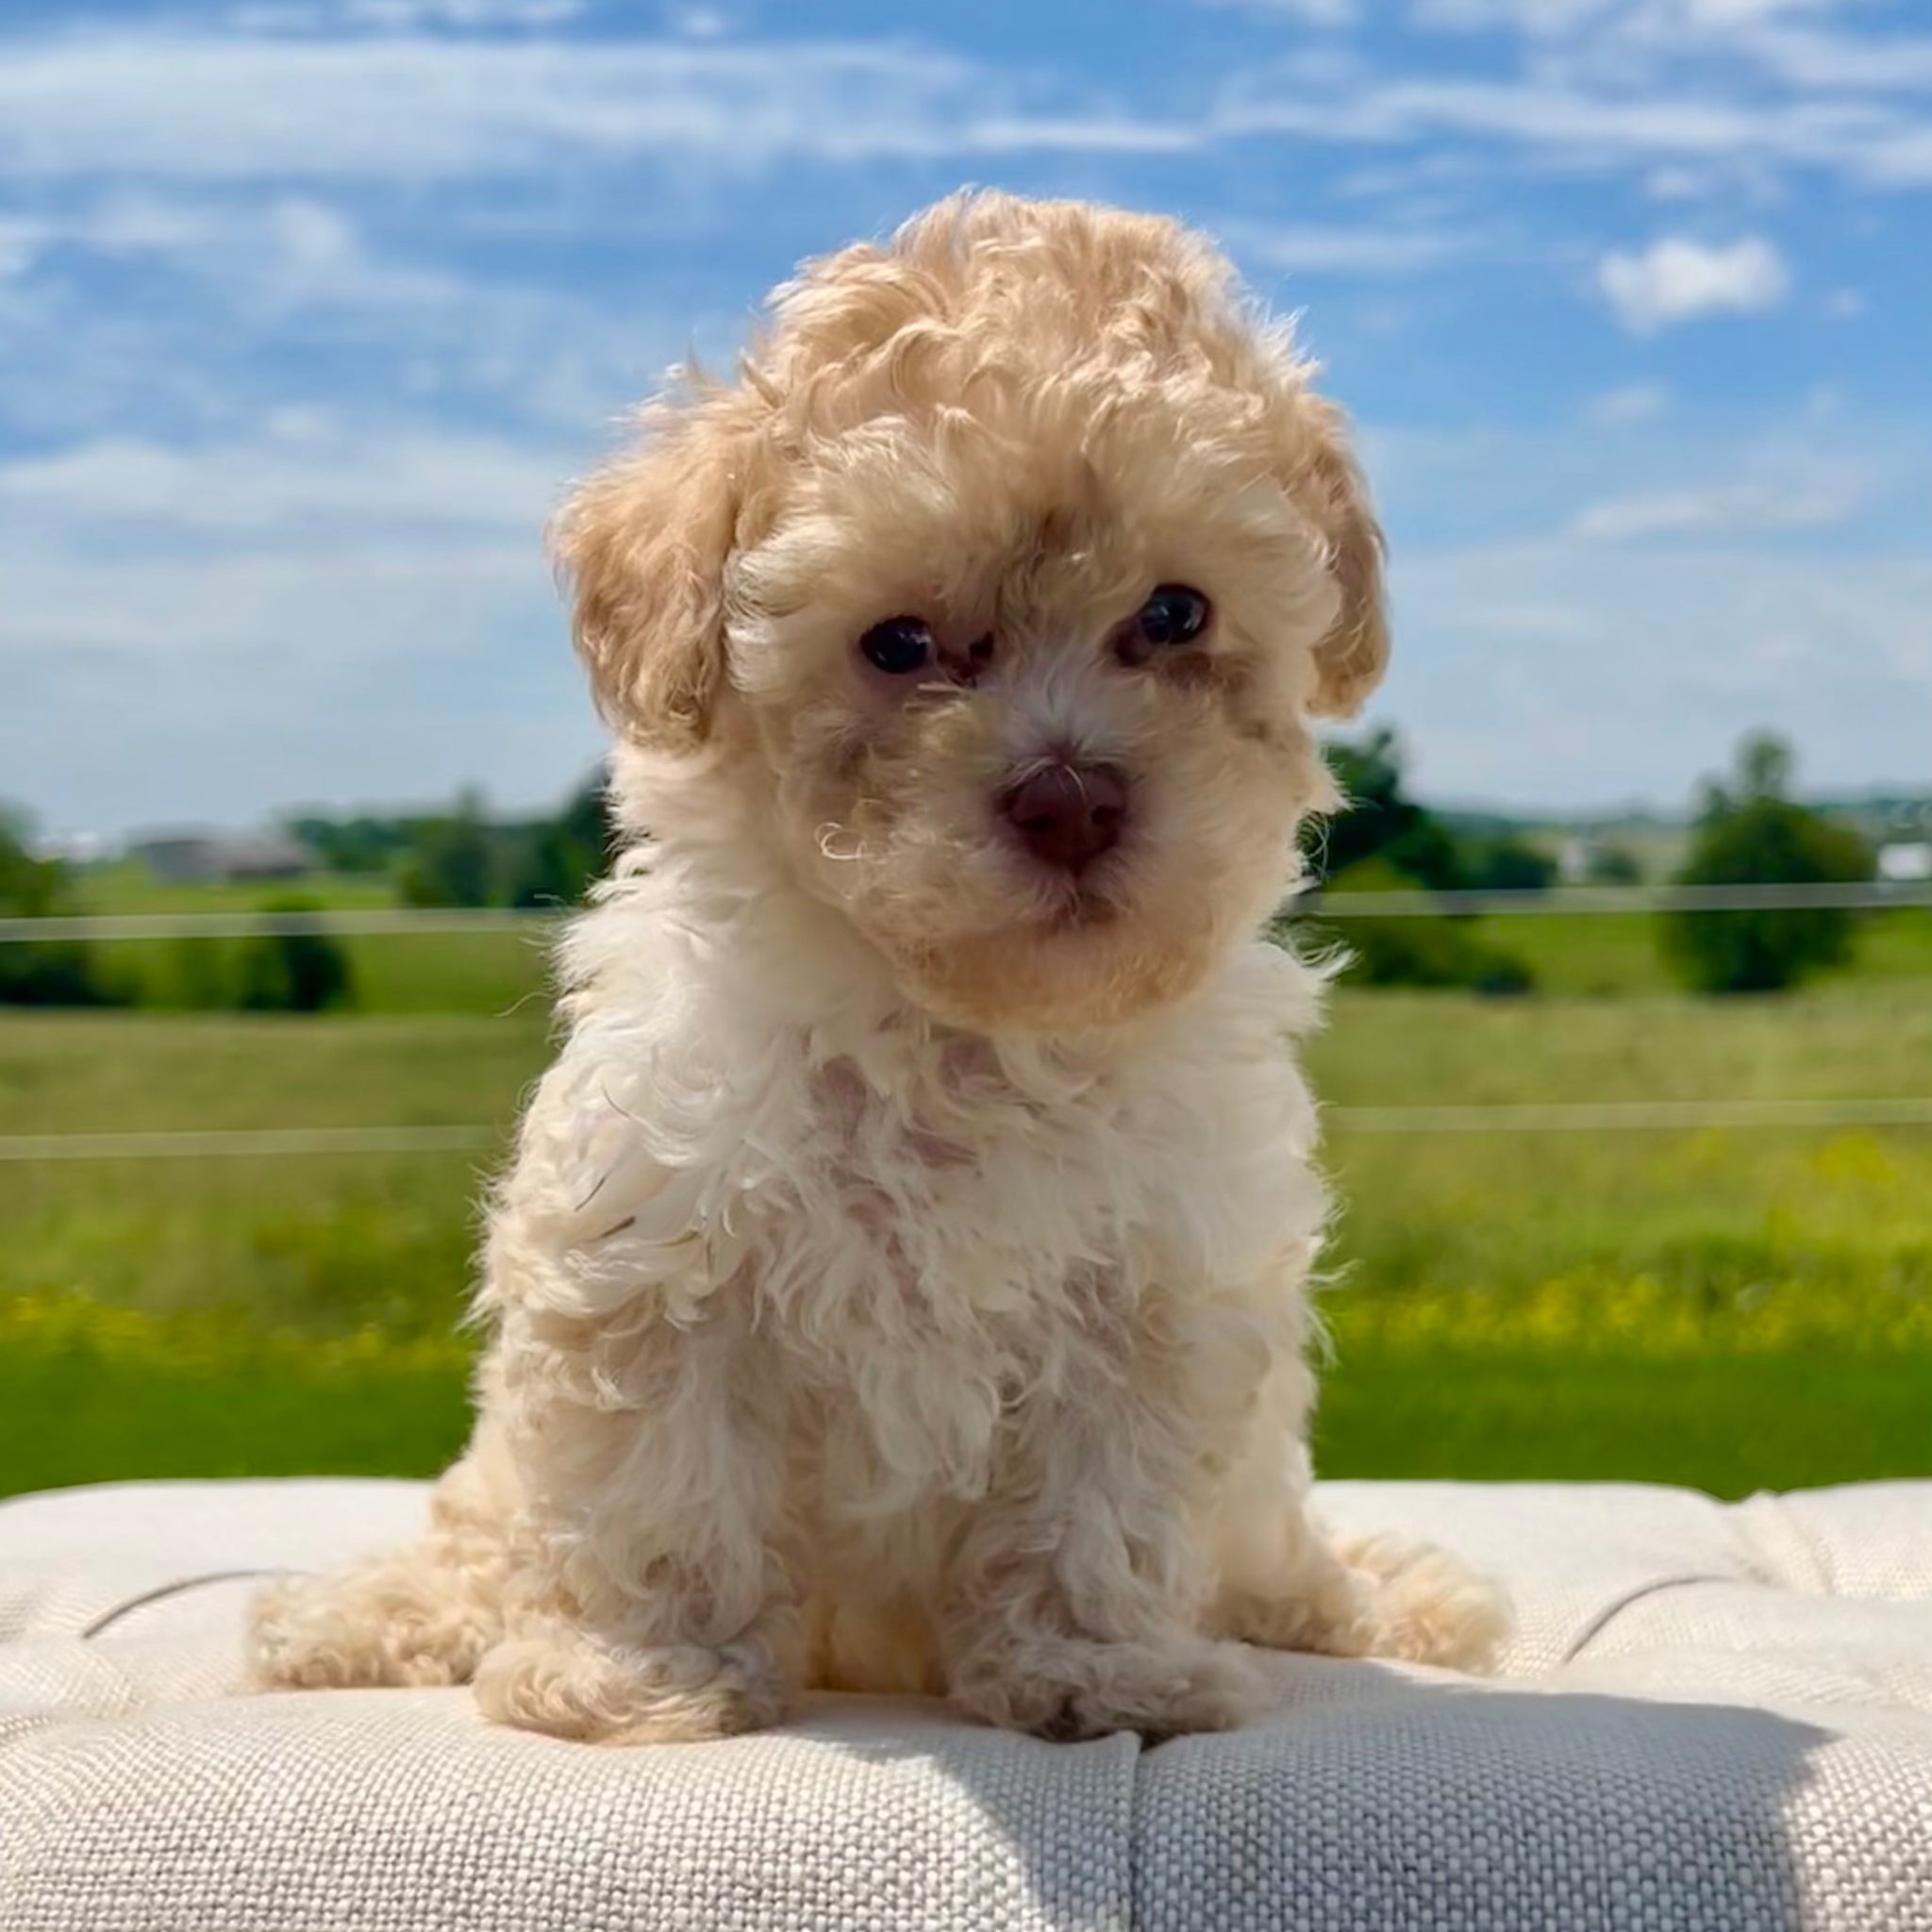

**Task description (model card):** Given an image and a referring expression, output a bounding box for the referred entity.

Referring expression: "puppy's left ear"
[550,392,756,752]
[1281,394,1390,720]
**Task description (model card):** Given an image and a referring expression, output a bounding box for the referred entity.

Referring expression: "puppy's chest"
[778,1045,1259,1324]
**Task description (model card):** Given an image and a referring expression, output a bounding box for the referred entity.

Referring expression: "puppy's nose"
[1001,759,1129,873]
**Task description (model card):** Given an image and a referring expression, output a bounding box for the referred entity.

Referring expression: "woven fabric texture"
[2,1477,1928,1932]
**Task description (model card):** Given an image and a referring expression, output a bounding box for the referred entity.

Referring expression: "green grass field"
[4,974,1927,1500]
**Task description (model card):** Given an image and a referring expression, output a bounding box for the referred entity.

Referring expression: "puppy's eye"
[859,616,935,676]
[1134,585,1211,649]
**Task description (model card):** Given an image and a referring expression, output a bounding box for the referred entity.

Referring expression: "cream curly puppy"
[253,192,1504,1745]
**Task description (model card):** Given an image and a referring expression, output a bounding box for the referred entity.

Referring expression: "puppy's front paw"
[1222,1533,1508,1674]
[1333,1531,1510,1673]
[251,1557,496,1690]
[474,1630,787,1744]
[949,1635,1267,1742]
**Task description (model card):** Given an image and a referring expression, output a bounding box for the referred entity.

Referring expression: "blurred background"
[1,0,1927,1499]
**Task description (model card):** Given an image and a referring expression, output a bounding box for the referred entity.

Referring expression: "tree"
[505,772,616,908]
[1585,841,1644,885]
[0,808,117,1007]
[285,812,416,875]
[1661,732,1874,995]
[1317,856,1534,994]
[1460,834,1557,893]
[1300,733,1536,990]
[401,790,497,908]
[235,898,355,1013]
[1312,729,1464,890]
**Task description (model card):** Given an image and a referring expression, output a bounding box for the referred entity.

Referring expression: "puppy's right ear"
[550,396,753,751]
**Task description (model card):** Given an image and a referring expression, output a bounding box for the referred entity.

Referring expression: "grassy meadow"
[4,930,1928,1498]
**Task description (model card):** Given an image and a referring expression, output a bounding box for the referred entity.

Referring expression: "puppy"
[253,192,1504,1744]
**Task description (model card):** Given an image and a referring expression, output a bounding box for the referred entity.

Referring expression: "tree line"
[1304,728,1879,994]
[0,733,1891,1008]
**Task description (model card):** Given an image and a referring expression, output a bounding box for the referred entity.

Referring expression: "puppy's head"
[557,192,1387,1032]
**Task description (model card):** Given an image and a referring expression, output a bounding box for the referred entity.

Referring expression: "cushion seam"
[1559,1572,1735,1663]
[79,1569,281,1640]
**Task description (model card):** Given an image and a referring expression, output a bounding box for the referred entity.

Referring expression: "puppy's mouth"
[1027,862,1128,933]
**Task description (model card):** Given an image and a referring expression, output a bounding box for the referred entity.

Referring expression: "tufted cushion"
[2,1477,1928,1931]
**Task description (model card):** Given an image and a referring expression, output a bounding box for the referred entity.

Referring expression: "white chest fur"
[501,895,1330,1513]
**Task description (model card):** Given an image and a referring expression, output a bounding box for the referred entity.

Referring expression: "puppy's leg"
[938,1302,1268,1742]
[252,1443,510,1690]
[470,1313,798,1746]
[1208,1371,1507,1673]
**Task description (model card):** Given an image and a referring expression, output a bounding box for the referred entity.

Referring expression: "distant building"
[1878,841,1932,883]
[130,832,316,884]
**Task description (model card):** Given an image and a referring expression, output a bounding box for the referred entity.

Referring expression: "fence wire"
[8,1096,1932,1162]
[3,881,1932,943]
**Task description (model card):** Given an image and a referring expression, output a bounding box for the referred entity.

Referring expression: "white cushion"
[2,1477,1928,1930]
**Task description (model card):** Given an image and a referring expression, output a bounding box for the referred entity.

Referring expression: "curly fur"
[252,192,1506,1744]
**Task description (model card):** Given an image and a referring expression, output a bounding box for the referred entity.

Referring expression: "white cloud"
[1205,0,1358,23]
[1381,536,1932,806]
[22,192,461,311]
[1221,218,1479,275]
[1567,477,1857,539]
[1597,234,1790,331]
[0,182,696,443]
[1408,0,1617,34]
[0,419,600,830]
[1721,21,1932,91]
[0,423,567,537]
[1586,381,1671,424]
[231,0,586,30]
[669,7,732,40]
[1402,0,1932,187]
[0,30,1008,182]
[0,216,45,279]
[4,11,1928,196]
[1213,69,1932,186]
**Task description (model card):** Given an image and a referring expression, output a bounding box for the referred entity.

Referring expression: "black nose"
[1001,759,1129,873]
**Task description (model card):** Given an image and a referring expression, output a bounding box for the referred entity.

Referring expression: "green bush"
[0,807,119,1008]
[1312,729,1465,890]
[234,899,356,1013]
[1307,858,1535,992]
[1585,841,1644,886]
[1662,733,1874,995]
[1460,834,1557,893]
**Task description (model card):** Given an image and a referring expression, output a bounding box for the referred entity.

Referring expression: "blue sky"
[1,0,1927,836]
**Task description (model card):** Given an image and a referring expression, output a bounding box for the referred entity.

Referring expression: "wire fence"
[8,1094,1932,1164]
[1,890,1927,1158]
[4,881,1932,943]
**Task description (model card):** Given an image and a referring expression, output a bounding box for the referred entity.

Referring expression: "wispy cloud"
[0,420,567,537]
[1218,218,1483,275]
[1567,477,1857,540]
[1203,0,1358,24]
[230,0,587,29]
[0,416,594,826]
[1586,381,1672,425]
[4,8,1928,192]
[1384,537,1932,805]
[0,31,1003,182]
[1597,234,1790,331]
